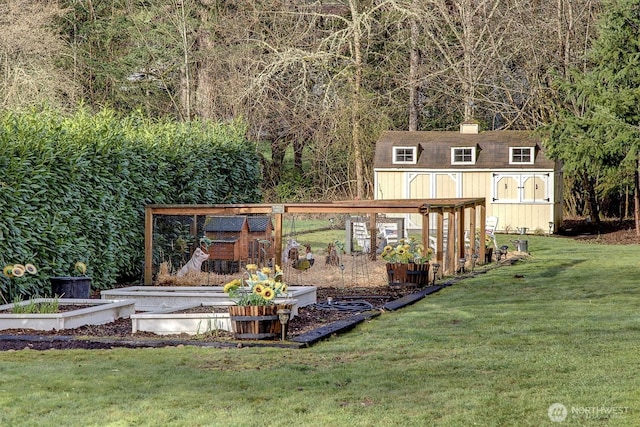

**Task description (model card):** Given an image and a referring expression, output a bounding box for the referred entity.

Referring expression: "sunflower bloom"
[261,267,273,275]
[261,287,275,300]
[12,264,25,277]
[3,265,14,277]
[246,264,258,272]
[25,263,37,275]
[75,262,87,275]
[253,284,264,295]
[224,279,241,293]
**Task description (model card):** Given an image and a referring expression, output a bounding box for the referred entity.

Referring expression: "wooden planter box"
[386,263,430,286]
[228,304,291,340]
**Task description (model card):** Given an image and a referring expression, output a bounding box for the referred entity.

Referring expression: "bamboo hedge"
[0,108,261,299]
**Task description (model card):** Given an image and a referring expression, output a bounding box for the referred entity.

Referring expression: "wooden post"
[446,210,455,274]
[469,205,476,261]
[144,206,154,285]
[436,209,444,277]
[479,203,487,264]
[369,213,377,260]
[457,206,465,263]
[421,210,430,260]
[274,212,283,267]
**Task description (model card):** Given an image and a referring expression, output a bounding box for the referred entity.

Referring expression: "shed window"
[451,147,476,165]
[393,147,417,164]
[510,147,534,164]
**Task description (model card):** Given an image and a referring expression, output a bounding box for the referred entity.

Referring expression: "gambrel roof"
[374,130,558,170]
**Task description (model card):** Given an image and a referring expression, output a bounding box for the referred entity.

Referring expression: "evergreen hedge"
[0,108,261,298]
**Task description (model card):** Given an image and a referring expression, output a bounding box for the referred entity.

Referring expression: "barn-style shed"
[373,123,563,234]
[203,215,274,272]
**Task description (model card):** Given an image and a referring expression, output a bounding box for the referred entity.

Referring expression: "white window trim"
[509,147,534,165]
[393,146,417,164]
[451,147,476,165]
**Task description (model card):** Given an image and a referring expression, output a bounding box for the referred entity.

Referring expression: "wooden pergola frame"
[144,198,486,285]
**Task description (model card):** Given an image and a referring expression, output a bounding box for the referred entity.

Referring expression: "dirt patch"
[559,218,640,244]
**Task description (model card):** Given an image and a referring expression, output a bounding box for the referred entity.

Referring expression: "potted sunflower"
[381,237,432,286]
[50,261,92,299]
[223,264,292,340]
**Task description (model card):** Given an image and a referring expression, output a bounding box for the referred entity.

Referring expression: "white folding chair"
[352,222,371,253]
[485,216,499,250]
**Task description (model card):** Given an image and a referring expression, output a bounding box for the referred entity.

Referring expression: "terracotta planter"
[228,304,291,340]
[387,263,430,286]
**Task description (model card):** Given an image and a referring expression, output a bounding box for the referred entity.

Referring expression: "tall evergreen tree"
[543,0,640,230]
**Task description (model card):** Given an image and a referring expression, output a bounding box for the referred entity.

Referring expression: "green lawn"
[1,236,639,426]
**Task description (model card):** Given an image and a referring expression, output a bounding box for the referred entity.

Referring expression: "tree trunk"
[584,172,600,227]
[349,0,365,200]
[293,138,304,175]
[408,2,420,132]
[269,139,288,188]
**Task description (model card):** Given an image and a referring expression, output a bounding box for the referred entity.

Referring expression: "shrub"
[0,107,261,295]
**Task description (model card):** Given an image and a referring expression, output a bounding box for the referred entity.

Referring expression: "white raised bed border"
[101,285,316,312]
[0,299,135,331]
[131,302,232,335]
[130,300,299,336]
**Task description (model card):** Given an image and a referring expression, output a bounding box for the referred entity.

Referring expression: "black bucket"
[50,276,92,299]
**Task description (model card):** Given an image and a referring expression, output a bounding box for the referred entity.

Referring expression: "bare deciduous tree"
[0,0,79,111]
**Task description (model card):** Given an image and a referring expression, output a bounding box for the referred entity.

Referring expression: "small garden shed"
[203,215,274,272]
[373,123,563,233]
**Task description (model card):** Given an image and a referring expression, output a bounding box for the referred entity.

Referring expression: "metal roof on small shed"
[373,130,557,170]
[204,216,246,232]
[247,216,271,232]
[204,215,272,233]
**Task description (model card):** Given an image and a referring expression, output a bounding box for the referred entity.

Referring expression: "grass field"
[1,235,639,426]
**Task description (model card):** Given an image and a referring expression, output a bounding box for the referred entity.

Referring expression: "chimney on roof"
[460,121,479,134]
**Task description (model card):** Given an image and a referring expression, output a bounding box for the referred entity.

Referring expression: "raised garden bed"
[101,285,316,312]
[0,299,135,331]
[131,303,233,335]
